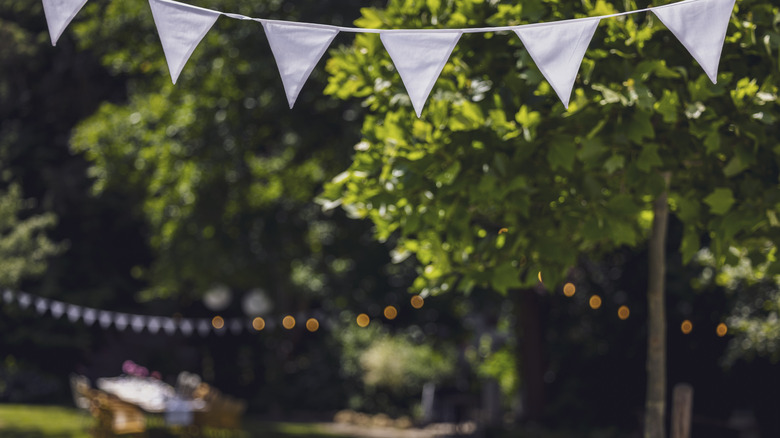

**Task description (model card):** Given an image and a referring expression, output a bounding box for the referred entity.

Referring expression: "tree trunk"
[513,287,546,423]
[644,172,671,438]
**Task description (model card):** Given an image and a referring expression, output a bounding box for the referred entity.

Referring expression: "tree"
[322,0,780,434]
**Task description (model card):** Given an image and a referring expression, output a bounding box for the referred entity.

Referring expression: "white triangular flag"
[50,301,65,319]
[114,313,129,331]
[98,311,113,328]
[514,18,600,108]
[2,290,14,304]
[380,31,462,117]
[162,318,177,335]
[18,292,32,309]
[179,319,194,336]
[652,0,735,83]
[197,319,211,336]
[83,308,97,326]
[35,298,49,314]
[67,305,82,322]
[148,0,221,84]
[262,22,339,108]
[42,0,89,46]
[131,315,146,333]
[147,317,162,334]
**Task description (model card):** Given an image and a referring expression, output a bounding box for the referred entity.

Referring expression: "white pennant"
[83,308,97,326]
[179,319,194,336]
[148,0,221,84]
[35,298,49,314]
[514,18,600,108]
[41,0,89,46]
[147,317,162,334]
[2,290,14,304]
[229,319,243,335]
[66,305,82,322]
[262,22,339,108]
[50,301,65,318]
[652,0,735,83]
[162,318,178,335]
[197,319,211,336]
[18,292,32,309]
[114,313,129,331]
[380,31,462,117]
[131,315,146,333]
[98,311,113,328]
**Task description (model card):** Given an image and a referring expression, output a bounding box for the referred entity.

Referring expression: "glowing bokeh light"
[211,316,225,329]
[306,318,319,332]
[282,315,296,330]
[356,313,370,327]
[618,305,630,320]
[716,323,727,337]
[589,295,602,309]
[410,295,424,309]
[384,306,398,320]
[252,317,265,331]
[538,271,543,283]
[563,283,576,297]
[681,320,693,334]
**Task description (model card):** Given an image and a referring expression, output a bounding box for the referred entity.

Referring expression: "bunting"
[148,0,221,84]
[514,18,600,109]
[652,0,736,83]
[262,21,339,108]
[41,0,89,46]
[39,0,736,115]
[381,31,462,117]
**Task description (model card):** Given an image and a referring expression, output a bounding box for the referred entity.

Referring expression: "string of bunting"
[41,0,736,117]
[0,289,317,336]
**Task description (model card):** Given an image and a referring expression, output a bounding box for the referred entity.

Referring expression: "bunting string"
[40,0,736,114]
[1,289,313,336]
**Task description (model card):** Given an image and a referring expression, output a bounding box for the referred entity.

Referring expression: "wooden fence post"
[671,383,694,438]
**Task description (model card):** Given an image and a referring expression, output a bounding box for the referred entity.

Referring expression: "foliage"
[0,183,61,287]
[70,0,388,301]
[322,0,780,297]
[695,245,780,364]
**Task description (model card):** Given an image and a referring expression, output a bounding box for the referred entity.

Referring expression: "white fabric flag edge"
[41,0,90,46]
[514,17,600,108]
[651,0,736,83]
[148,0,221,84]
[262,22,339,108]
[380,31,463,117]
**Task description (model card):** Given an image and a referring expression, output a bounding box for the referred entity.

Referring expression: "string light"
[356,313,370,327]
[716,323,727,337]
[681,320,693,334]
[211,316,225,329]
[563,283,576,297]
[383,306,398,320]
[537,271,543,283]
[282,315,296,330]
[306,318,319,332]
[618,306,630,320]
[410,295,424,309]
[589,295,602,310]
[252,317,265,331]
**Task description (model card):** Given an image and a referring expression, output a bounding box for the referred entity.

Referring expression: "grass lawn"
[0,404,349,438]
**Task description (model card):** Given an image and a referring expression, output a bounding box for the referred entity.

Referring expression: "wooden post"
[644,171,671,438]
[671,383,694,438]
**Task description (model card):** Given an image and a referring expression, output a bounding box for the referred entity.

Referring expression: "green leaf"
[491,262,522,295]
[546,138,576,171]
[703,188,735,215]
[636,144,663,172]
[626,110,655,143]
[680,226,700,264]
[653,90,679,123]
[604,154,626,174]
